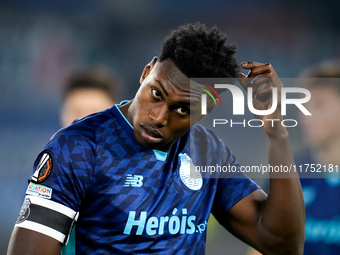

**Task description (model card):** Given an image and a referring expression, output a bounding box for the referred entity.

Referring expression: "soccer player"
[297,60,340,254]
[7,23,304,255]
[60,67,120,127]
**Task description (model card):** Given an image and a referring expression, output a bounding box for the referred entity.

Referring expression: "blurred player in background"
[60,66,120,127]
[298,59,340,254]
[248,59,340,255]
[59,67,121,255]
[7,23,304,255]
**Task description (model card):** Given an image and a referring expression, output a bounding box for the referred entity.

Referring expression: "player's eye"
[151,88,162,99]
[175,107,190,117]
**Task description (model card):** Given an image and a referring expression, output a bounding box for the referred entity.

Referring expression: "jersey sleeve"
[190,124,260,223]
[212,176,260,215]
[15,130,96,244]
[211,143,260,224]
[211,144,260,212]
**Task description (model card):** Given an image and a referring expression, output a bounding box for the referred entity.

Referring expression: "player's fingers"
[247,65,276,78]
[241,62,267,79]
[241,61,265,69]
[237,72,249,90]
[241,62,278,81]
[241,62,262,84]
[239,71,272,92]
[251,74,273,96]
[265,74,282,89]
[255,85,273,101]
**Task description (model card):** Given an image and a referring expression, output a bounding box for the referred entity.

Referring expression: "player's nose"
[149,103,169,127]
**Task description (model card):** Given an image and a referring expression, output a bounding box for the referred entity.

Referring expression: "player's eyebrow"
[156,80,168,96]
[155,79,199,107]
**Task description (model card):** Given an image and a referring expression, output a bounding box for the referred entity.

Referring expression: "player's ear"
[140,57,157,84]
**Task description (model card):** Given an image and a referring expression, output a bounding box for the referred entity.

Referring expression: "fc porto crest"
[178,153,202,191]
[16,197,31,224]
[31,151,53,183]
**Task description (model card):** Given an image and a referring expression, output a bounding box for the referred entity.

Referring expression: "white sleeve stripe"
[16,221,65,243]
[26,195,76,218]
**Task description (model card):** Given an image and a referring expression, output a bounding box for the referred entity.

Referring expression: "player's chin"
[134,131,162,149]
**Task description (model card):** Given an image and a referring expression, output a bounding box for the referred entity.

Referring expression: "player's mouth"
[140,124,163,144]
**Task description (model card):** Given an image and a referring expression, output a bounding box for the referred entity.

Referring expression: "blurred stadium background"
[1,0,339,254]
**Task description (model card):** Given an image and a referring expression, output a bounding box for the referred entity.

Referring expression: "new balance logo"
[124,174,144,187]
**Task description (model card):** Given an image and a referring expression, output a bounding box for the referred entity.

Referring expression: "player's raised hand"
[238,62,286,137]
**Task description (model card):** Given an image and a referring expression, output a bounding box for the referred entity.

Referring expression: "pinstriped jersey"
[15,101,260,254]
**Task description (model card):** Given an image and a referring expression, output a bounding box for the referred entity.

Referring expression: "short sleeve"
[211,142,260,223]
[190,124,260,224]
[15,131,96,244]
[212,177,260,216]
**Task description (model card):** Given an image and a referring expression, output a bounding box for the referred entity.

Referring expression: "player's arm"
[7,136,89,255]
[7,227,63,255]
[7,192,78,255]
[225,62,305,254]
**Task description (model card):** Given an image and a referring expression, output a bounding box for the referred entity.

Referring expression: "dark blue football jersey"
[15,101,260,254]
[297,153,340,255]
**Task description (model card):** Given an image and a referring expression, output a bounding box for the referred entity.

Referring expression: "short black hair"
[63,67,120,101]
[159,23,239,79]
